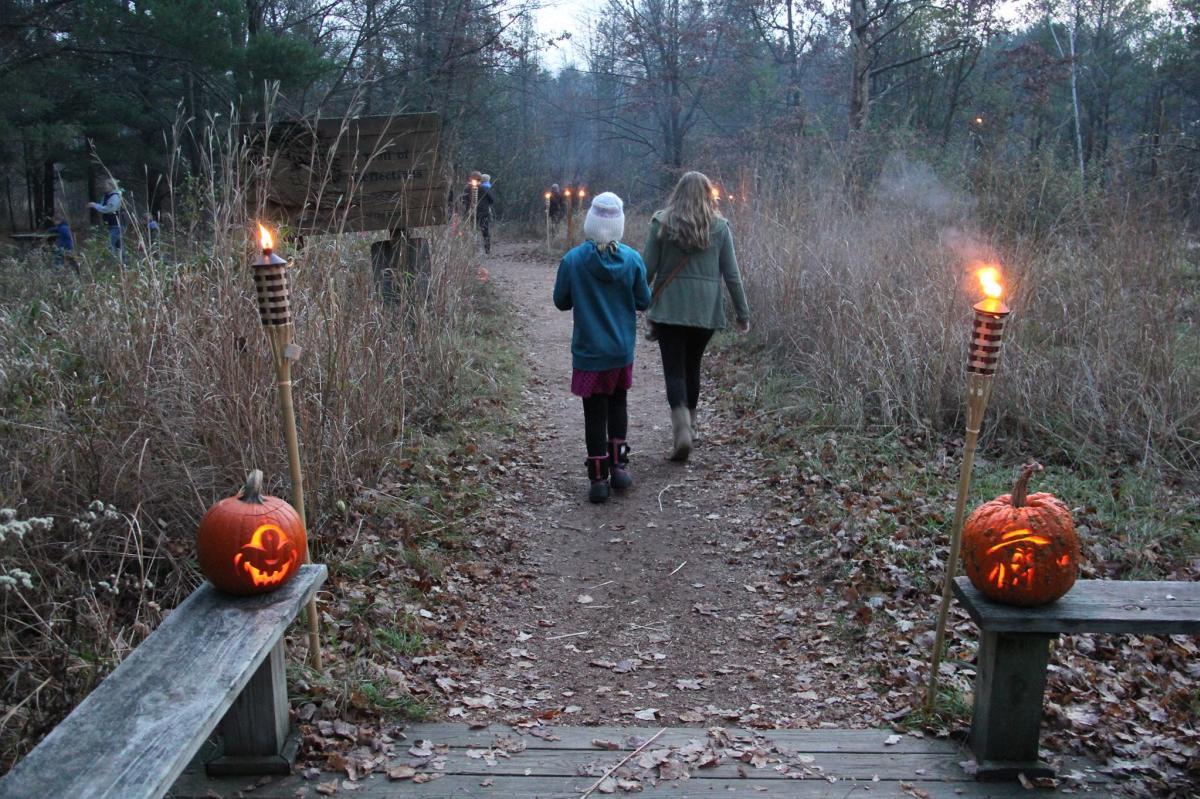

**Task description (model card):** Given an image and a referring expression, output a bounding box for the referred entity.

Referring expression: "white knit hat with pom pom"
[584,192,624,248]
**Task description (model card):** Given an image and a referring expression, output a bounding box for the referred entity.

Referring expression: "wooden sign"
[250,113,449,234]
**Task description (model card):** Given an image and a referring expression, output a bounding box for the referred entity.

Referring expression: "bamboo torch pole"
[924,269,1010,712]
[564,188,574,247]
[253,223,322,671]
[576,187,587,246]
[544,191,552,254]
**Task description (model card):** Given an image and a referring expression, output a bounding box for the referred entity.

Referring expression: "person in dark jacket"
[553,192,651,503]
[46,215,74,270]
[87,179,123,262]
[643,171,750,462]
[461,171,496,254]
[548,184,566,223]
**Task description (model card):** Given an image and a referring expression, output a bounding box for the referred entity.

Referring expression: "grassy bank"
[0,185,523,770]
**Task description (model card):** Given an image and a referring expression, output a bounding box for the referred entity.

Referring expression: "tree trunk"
[848,0,871,134]
[42,158,56,222]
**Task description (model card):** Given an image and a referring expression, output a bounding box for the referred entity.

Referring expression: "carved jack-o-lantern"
[197,470,306,595]
[961,462,1079,607]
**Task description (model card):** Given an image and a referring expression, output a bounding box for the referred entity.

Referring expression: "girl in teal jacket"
[553,192,651,504]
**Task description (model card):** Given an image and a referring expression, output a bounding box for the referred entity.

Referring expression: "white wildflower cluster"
[0,567,33,591]
[0,508,54,544]
[71,501,122,537]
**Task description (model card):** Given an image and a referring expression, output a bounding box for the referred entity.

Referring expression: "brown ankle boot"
[670,406,692,462]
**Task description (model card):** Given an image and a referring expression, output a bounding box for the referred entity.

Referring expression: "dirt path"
[444,241,896,731]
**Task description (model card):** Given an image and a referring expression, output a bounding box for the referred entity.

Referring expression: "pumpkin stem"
[1011,462,1043,508]
[240,469,266,504]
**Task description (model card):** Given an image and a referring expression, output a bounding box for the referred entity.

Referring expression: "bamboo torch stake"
[576,187,587,246]
[564,188,574,247]
[924,270,1010,712]
[253,223,322,671]
[544,191,552,254]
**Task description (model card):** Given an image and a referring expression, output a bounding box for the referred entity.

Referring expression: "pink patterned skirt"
[571,364,634,398]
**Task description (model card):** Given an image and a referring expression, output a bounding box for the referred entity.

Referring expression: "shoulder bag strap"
[650,250,690,308]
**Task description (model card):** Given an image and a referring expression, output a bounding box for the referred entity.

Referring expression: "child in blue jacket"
[553,192,651,503]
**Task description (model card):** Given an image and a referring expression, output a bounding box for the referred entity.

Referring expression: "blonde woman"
[643,171,750,462]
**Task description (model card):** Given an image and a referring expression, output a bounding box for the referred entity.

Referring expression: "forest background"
[0,0,1197,788]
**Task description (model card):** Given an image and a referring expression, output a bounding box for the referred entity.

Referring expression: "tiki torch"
[469,178,480,230]
[924,265,1011,711]
[253,223,322,671]
[544,191,552,252]
[564,187,574,247]
[574,187,587,246]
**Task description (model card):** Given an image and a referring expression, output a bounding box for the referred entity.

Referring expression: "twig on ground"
[627,621,666,631]
[657,483,684,512]
[579,728,666,799]
[668,560,687,576]
[546,630,591,640]
[590,580,615,589]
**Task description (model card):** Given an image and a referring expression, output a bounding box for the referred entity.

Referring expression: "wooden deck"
[170,723,1114,798]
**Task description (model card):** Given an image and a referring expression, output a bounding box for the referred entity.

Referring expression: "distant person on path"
[643,171,750,462]
[553,192,651,504]
[548,184,566,224]
[461,170,496,254]
[88,179,123,262]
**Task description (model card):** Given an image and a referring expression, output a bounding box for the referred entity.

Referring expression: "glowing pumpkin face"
[961,463,1079,607]
[234,523,301,588]
[197,470,307,595]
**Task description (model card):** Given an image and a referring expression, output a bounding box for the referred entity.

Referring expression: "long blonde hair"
[658,171,719,252]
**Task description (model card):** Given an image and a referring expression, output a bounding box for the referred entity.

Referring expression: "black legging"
[656,324,714,410]
[582,389,628,457]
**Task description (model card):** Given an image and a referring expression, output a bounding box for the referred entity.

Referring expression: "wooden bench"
[0,564,326,799]
[953,576,1199,780]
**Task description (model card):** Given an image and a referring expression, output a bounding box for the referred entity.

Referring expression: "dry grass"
[0,110,490,768]
[727,155,1198,470]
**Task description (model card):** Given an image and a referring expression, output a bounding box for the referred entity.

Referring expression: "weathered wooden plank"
[954,577,1200,634]
[312,112,441,139]
[267,153,445,205]
[283,203,449,235]
[401,723,960,754]
[169,772,1115,799]
[379,749,967,781]
[0,565,327,799]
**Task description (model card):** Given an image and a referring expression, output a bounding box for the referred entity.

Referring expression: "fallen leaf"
[387,765,417,780]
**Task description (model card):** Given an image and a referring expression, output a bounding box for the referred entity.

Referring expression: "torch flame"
[544,191,551,199]
[258,223,274,252]
[976,266,1003,299]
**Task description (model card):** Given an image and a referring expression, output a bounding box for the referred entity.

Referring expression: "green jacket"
[642,213,751,330]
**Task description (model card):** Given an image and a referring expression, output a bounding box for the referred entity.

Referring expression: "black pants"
[478,214,491,253]
[656,324,714,410]
[582,389,628,457]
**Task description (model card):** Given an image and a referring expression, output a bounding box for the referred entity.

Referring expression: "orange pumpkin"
[197,470,306,595]
[961,462,1079,607]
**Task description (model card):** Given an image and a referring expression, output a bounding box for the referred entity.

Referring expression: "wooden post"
[206,640,296,775]
[372,230,430,304]
[969,631,1055,780]
[564,189,574,247]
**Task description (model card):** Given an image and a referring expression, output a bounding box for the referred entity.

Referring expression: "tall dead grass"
[0,109,487,768]
[730,154,1198,469]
